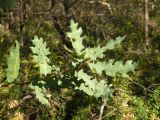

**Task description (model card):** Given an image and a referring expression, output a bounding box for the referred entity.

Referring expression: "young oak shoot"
[67,20,137,101]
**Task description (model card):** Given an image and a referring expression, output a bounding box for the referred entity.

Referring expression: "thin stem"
[98,99,106,120]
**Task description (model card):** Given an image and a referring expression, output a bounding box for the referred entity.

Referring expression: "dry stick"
[98,99,106,120]
[51,0,72,49]
[63,0,80,12]
[82,0,113,15]
[128,77,153,93]
[124,50,143,55]
[102,108,116,119]
[0,81,32,88]
[113,88,133,95]
[8,95,33,118]
[148,83,160,89]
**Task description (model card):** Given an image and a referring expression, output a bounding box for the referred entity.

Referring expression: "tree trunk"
[19,0,24,47]
[144,0,149,52]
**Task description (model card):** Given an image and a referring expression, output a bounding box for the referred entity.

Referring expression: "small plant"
[4,20,137,119]
[66,20,136,102]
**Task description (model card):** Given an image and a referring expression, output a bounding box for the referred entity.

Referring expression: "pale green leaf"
[84,45,107,61]
[39,62,52,76]
[29,83,49,106]
[84,36,125,61]
[6,41,20,83]
[106,36,125,50]
[30,35,51,76]
[75,70,112,100]
[88,60,136,77]
[67,20,85,55]
[75,69,97,90]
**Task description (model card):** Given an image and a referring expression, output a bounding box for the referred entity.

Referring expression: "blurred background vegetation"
[0,0,159,119]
